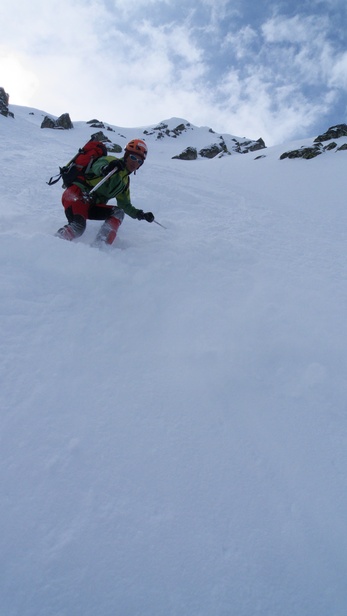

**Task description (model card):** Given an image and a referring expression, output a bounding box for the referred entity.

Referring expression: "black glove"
[136,210,154,222]
[101,160,119,176]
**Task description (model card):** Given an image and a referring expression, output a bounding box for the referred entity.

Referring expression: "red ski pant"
[62,185,114,222]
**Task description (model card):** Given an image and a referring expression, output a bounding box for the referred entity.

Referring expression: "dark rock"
[41,113,73,129]
[0,87,14,118]
[0,87,9,106]
[280,145,322,160]
[324,142,337,151]
[88,122,105,129]
[199,144,223,158]
[314,124,347,142]
[145,121,191,140]
[248,137,266,152]
[41,115,56,129]
[231,137,266,154]
[172,123,186,135]
[56,113,73,129]
[154,122,168,131]
[280,125,347,159]
[219,138,229,154]
[172,147,198,160]
[106,143,123,153]
[90,130,112,142]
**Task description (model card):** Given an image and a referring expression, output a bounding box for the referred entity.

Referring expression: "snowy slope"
[1,105,347,616]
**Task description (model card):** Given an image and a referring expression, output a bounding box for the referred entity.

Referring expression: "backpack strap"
[46,148,84,186]
[47,172,62,186]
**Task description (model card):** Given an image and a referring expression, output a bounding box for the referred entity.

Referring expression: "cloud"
[198,0,237,29]
[212,9,347,143]
[215,67,337,145]
[261,13,328,44]
[222,25,258,60]
[329,52,347,89]
[1,0,347,145]
[260,13,337,87]
[106,0,171,18]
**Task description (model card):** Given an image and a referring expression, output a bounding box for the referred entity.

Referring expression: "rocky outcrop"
[247,138,266,152]
[41,116,56,129]
[90,130,111,142]
[172,147,197,160]
[144,122,190,139]
[41,113,73,129]
[199,144,223,158]
[232,137,266,153]
[142,119,266,160]
[87,119,105,128]
[173,136,266,161]
[314,124,347,142]
[106,143,123,153]
[87,119,115,132]
[280,145,323,160]
[89,130,122,153]
[0,87,14,118]
[280,124,347,160]
[106,143,123,154]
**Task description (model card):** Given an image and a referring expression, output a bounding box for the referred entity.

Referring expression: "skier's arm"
[115,189,142,219]
[89,156,119,178]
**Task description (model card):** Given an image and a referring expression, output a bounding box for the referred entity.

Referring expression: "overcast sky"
[1,0,347,145]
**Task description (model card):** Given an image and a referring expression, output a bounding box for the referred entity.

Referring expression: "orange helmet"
[125,138,148,161]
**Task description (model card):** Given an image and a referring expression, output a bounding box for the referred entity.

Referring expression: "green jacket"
[77,156,140,219]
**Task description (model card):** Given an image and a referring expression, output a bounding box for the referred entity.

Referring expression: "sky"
[1,0,347,145]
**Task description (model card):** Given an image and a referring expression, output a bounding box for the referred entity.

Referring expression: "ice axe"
[89,167,119,194]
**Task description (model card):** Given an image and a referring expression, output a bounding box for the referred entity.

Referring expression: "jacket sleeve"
[115,188,140,219]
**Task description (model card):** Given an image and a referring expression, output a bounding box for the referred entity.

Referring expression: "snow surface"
[1,105,347,616]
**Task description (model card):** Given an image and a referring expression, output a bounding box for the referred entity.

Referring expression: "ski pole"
[154,219,167,229]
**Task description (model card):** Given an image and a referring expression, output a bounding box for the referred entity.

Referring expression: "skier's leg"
[55,186,88,241]
[55,215,86,240]
[92,207,125,246]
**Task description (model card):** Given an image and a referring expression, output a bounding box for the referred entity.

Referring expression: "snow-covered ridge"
[8,104,266,159]
[8,103,347,164]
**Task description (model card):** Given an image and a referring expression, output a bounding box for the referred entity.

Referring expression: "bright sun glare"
[1,50,39,106]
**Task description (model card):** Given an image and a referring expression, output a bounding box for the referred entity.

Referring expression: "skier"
[55,138,154,246]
